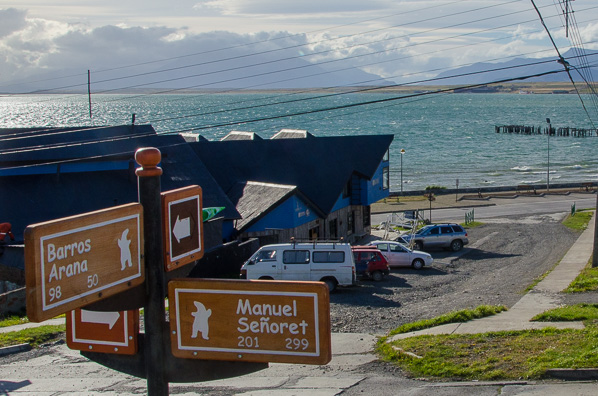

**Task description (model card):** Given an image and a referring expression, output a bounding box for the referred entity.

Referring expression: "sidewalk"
[389,213,595,341]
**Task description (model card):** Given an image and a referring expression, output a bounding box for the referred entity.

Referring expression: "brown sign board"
[161,186,203,271]
[66,308,139,355]
[168,279,331,365]
[25,203,144,322]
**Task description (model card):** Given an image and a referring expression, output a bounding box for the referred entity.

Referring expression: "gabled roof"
[221,131,262,141]
[271,129,313,139]
[0,125,239,240]
[227,181,297,231]
[189,134,393,215]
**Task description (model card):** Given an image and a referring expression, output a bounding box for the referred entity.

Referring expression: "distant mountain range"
[433,48,598,86]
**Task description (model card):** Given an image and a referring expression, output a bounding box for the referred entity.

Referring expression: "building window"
[309,226,319,240]
[329,219,338,239]
[342,179,352,198]
[383,166,389,190]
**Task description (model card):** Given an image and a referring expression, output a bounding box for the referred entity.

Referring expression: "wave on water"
[512,166,532,172]
[520,179,542,184]
[563,164,585,170]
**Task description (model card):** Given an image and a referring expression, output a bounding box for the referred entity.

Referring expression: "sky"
[1,0,598,92]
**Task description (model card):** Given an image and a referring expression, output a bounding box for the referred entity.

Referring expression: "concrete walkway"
[390,213,595,341]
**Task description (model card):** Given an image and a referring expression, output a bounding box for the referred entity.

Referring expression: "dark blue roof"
[190,134,394,215]
[0,125,238,240]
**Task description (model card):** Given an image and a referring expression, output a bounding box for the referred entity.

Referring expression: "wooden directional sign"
[161,186,203,271]
[168,279,331,365]
[66,308,139,355]
[25,203,144,322]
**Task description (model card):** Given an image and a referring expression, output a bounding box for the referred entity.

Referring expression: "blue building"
[190,130,393,244]
[0,125,392,283]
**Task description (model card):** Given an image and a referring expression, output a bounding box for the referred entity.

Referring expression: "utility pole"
[593,193,598,268]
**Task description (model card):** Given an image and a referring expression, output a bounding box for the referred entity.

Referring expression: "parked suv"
[240,241,356,292]
[352,246,390,281]
[401,223,469,252]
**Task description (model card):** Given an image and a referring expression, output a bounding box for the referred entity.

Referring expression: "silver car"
[401,223,469,252]
[367,241,433,270]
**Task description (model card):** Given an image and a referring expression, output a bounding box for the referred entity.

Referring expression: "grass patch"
[532,303,598,322]
[0,325,65,348]
[562,210,593,231]
[388,305,507,336]
[566,258,598,293]
[0,315,30,328]
[462,221,483,229]
[378,325,598,380]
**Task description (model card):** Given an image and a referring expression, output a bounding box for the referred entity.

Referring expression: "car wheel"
[371,271,384,282]
[450,239,463,252]
[323,278,337,293]
[414,241,424,251]
[258,276,273,280]
[411,258,424,270]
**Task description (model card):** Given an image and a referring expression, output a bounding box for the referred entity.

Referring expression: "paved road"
[373,192,596,224]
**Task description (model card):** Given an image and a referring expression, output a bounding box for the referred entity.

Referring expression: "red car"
[351,246,390,281]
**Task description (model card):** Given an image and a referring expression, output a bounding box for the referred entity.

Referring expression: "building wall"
[245,195,319,233]
[240,205,370,245]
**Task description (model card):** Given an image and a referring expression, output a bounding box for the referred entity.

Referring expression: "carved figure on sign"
[117,229,132,270]
[191,301,212,340]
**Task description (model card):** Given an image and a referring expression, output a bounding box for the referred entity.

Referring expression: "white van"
[240,241,357,292]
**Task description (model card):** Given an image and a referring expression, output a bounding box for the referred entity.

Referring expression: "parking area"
[330,214,580,334]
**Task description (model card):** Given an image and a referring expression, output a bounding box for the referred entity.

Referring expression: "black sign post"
[136,147,168,396]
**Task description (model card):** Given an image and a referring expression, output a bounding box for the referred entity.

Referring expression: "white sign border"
[174,288,321,357]
[168,194,202,262]
[70,310,131,347]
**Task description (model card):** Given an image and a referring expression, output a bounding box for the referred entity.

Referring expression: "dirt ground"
[328,211,593,334]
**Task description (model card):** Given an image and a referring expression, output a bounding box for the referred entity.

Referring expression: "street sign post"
[66,308,139,355]
[161,185,203,271]
[25,203,144,322]
[168,279,331,365]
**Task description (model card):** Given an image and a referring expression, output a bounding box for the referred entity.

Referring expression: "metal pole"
[400,149,405,194]
[593,192,598,268]
[136,148,168,396]
[546,118,551,192]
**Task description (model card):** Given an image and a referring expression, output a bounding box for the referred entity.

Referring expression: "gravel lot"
[329,212,582,334]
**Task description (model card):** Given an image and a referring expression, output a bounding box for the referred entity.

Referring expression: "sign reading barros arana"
[168,279,331,365]
[25,203,144,322]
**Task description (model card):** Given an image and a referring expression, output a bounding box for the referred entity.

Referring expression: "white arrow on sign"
[81,310,121,330]
[173,215,191,243]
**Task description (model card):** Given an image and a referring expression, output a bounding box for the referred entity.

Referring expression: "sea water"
[1,92,597,192]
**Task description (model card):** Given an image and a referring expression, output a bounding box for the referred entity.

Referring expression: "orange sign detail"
[66,308,139,355]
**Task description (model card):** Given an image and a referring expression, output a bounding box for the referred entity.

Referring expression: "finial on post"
[135,147,163,177]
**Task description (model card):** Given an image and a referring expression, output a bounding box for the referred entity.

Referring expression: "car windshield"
[414,226,432,235]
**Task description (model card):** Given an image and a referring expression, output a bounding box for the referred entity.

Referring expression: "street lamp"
[400,149,405,194]
[546,118,551,192]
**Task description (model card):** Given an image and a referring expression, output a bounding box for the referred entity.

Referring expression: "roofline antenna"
[87,69,92,120]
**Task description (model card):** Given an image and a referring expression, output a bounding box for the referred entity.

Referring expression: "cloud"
[195,0,390,15]
[0,8,28,38]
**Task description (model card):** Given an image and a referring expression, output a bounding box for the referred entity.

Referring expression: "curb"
[0,343,31,357]
[544,368,598,381]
